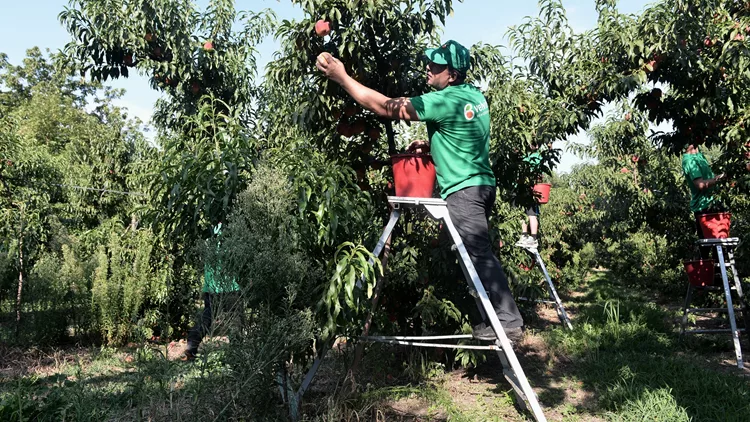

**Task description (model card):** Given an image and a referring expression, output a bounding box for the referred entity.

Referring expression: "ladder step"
[517,297,556,304]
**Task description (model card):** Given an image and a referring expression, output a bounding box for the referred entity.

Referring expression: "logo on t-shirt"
[464,104,475,120]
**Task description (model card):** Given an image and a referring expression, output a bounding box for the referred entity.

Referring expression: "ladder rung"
[358,337,501,351]
[685,308,743,314]
[683,328,746,334]
[359,334,473,341]
[692,285,737,291]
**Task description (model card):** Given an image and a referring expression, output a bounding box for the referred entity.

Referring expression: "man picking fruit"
[682,143,727,259]
[315,40,524,342]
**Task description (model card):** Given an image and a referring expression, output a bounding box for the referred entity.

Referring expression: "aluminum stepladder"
[361,196,547,421]
[288,196,548,422]
[517,248,573,330]
[680,238,749,369]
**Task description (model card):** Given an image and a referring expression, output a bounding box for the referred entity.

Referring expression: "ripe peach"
[315,20,331,37]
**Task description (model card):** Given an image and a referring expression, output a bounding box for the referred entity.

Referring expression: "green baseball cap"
[425,40,471,73]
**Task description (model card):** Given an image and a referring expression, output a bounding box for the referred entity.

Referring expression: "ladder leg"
[292,344,331,421]
[356,209,401,289]
[717,245,743,368]
[680,284,693,338]
[727,249,750,331]
[371,209,401,260]
[297,210,403,416]
[532,251,573,330]
[426,204,547,422]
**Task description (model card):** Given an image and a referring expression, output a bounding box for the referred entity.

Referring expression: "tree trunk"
[385,120,397,156]
[15,213,24,338]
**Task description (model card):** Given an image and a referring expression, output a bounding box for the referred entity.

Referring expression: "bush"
[605,229,682,290]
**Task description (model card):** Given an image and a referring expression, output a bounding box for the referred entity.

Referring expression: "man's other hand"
[316,53,347,84]
[407,140,430,154]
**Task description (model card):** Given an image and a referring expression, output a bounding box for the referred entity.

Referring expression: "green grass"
[2,270,749,421]
[0,345,216,422]
[540,271,750,421]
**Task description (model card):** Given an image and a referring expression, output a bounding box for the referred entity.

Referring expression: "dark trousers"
[186,292,242,354]
[446,185,524,329]
[187,293,214,354]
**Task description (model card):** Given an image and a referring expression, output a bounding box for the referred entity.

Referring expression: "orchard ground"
[2,268,749,422]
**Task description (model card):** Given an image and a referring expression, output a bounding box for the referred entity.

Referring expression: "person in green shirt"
[515,143,544,250]
[316,41,524,342]
[183,223,241,360]
[682,143,726,259]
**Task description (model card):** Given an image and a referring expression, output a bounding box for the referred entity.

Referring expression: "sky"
[0,0,658,172]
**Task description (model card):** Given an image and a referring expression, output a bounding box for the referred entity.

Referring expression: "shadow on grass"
[524,270,750,421]
[0,346,214,422]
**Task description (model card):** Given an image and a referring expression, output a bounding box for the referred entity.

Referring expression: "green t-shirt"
[203,264,240,294]
[202,234,240,294]
[523,152,543,173]
[410,84,495,199]
[682,151,716,212]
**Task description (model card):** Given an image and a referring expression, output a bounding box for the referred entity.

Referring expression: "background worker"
[315,40,524,342]
[682,143,726,259]
[516,143,545,251]
[183,223,241,360]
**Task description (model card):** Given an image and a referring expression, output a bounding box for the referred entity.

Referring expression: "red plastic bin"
[683,259,715,287]
[391,154,436,198]
[533,183,551,204]
[697,212,731,239]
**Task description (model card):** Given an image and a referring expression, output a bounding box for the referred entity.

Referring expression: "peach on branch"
[344,104,358,117]
[351,120,366,135]
[315,20,331,37]
[367,127,381,140]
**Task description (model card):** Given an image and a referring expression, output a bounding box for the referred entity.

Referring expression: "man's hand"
[315,52,420,121]
[407,140,430,154]
[316,53,348,84]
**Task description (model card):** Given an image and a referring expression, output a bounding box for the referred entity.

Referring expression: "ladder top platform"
[387,196,446,206]
[696,238,740,246]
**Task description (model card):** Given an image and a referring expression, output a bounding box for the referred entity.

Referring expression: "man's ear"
[448,69,458,84]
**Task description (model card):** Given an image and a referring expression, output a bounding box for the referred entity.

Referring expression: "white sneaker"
[514,235,530,248]
[516,236,538,250]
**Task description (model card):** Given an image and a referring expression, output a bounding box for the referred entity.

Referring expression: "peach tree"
[60,0,275,242]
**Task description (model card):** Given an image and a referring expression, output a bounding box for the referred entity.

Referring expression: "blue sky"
[0,0,656,171]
